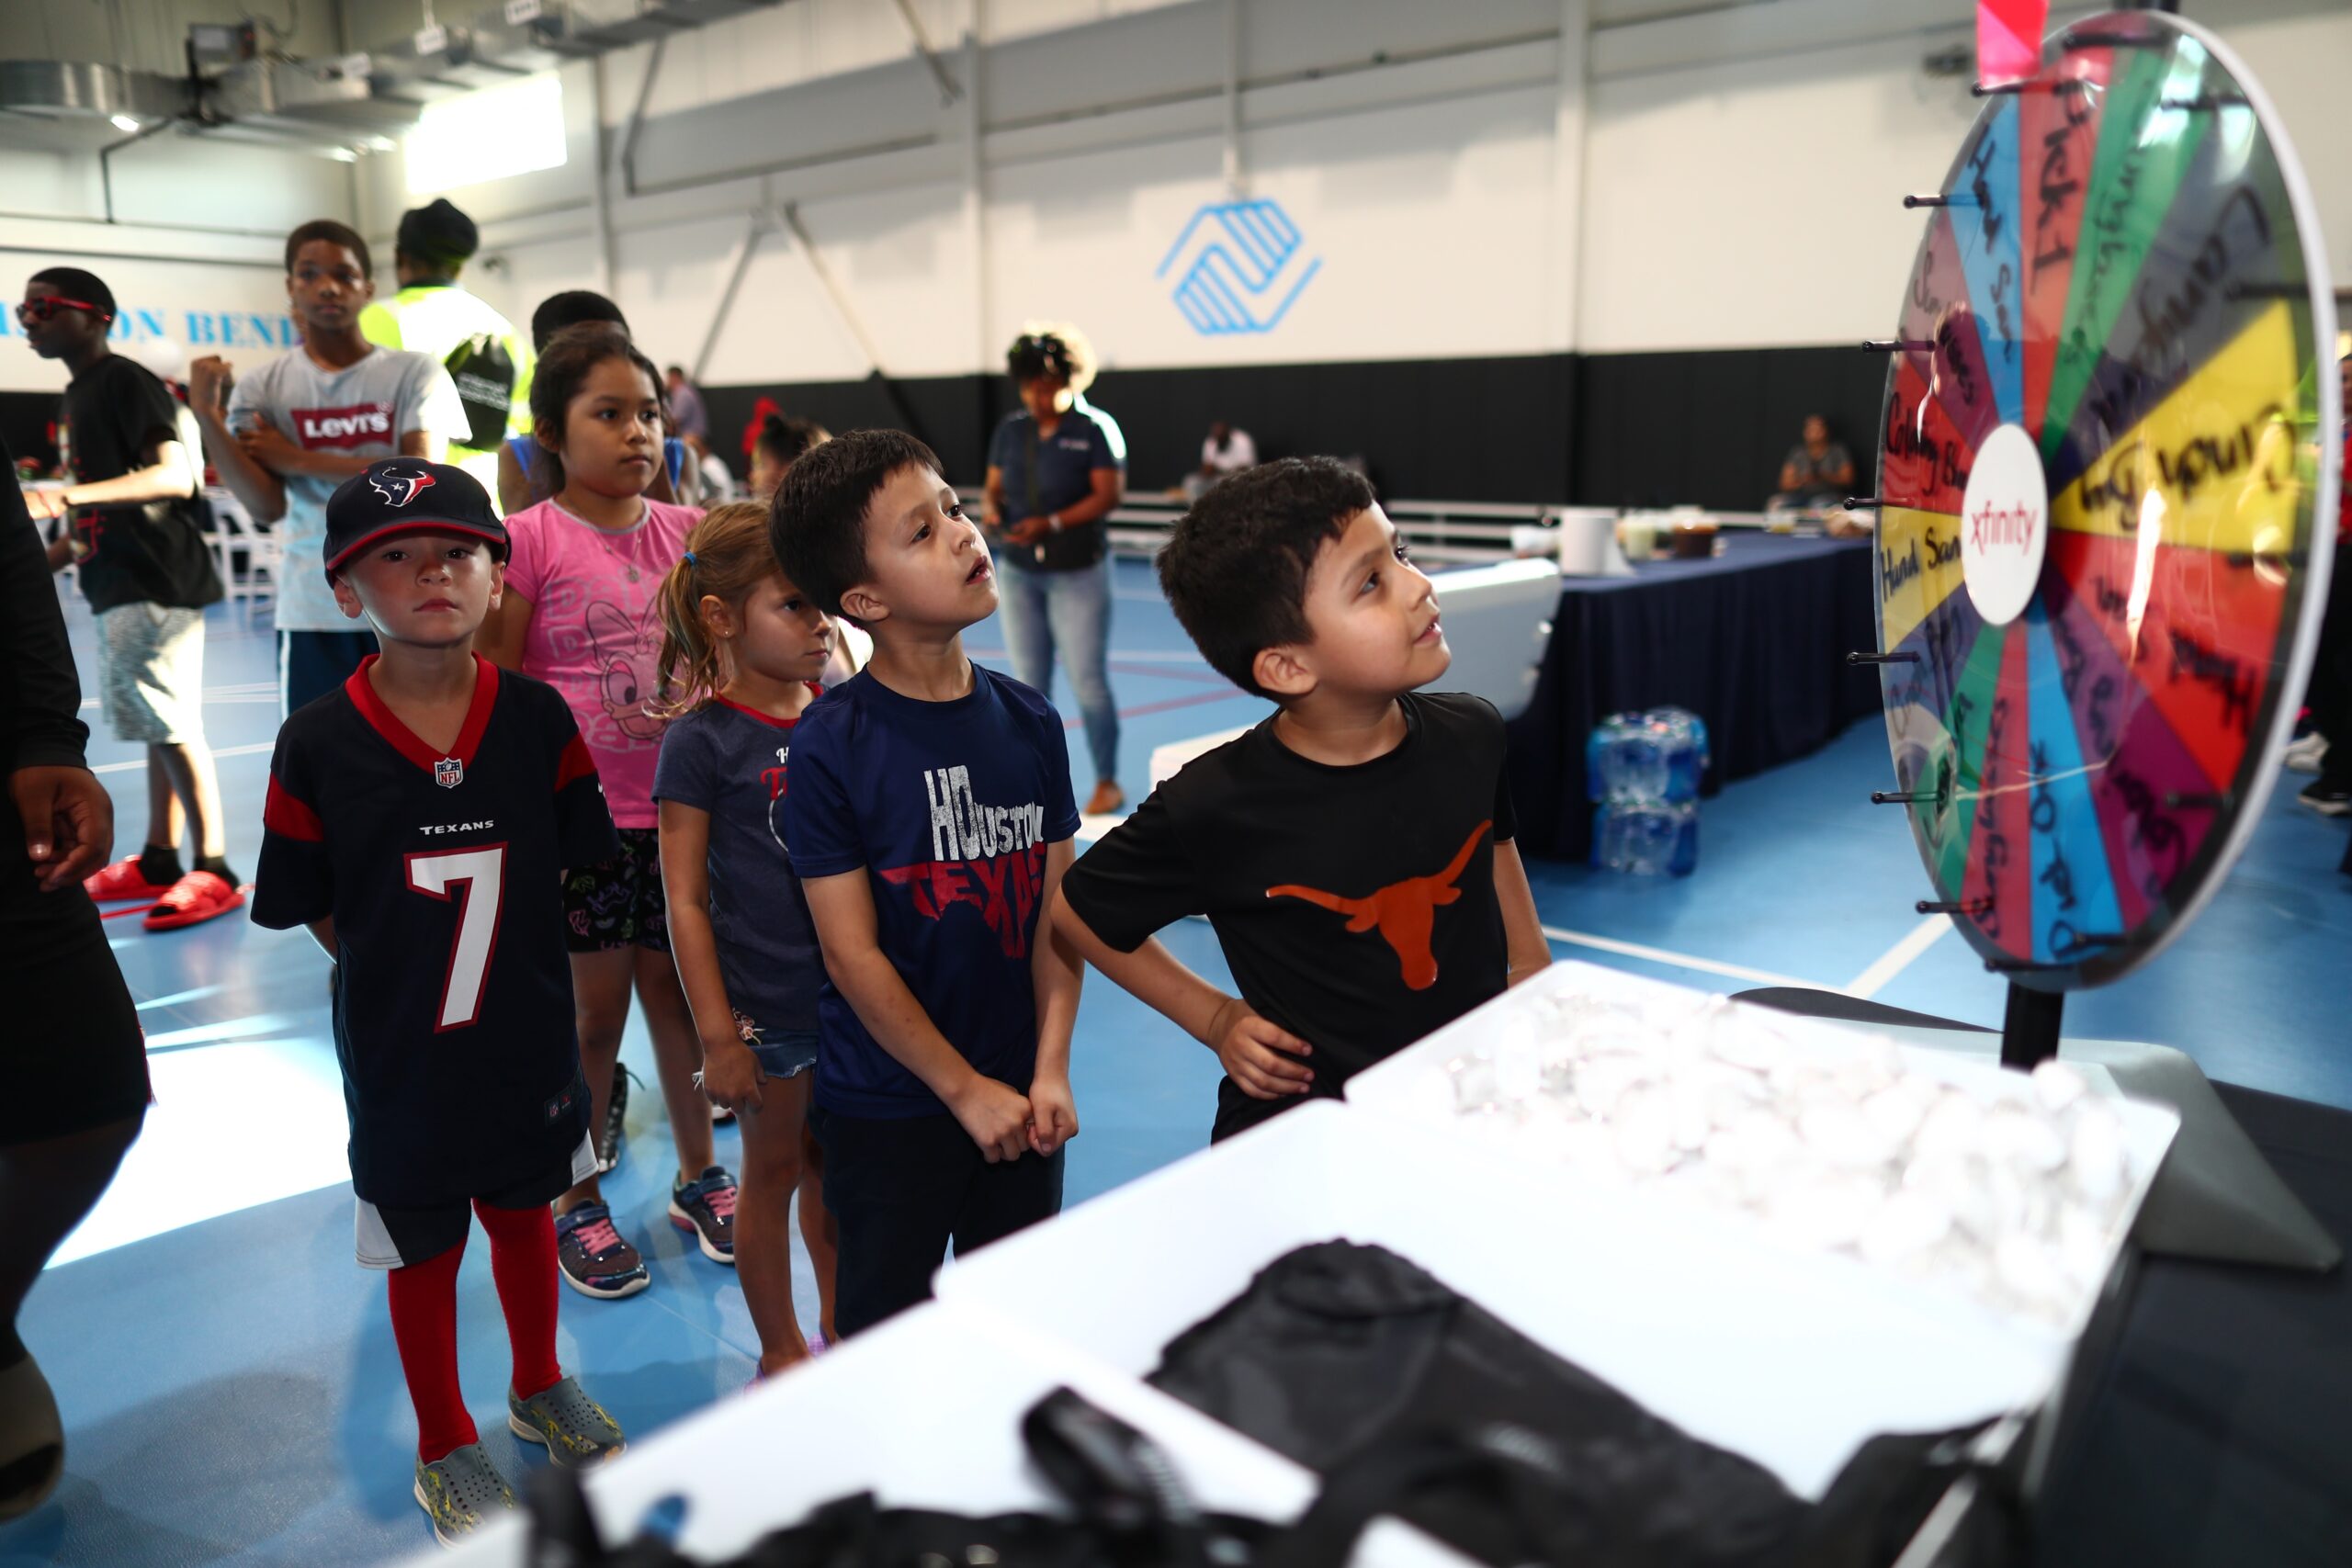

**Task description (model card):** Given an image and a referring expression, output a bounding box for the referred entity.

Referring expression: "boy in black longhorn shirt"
[1053,457,1551,1143]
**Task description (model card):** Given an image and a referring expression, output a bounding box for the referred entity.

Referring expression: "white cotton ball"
[1859,1185,1954,1266]
[1447,1051,1498,1115]
[1913,1091,1987,1163]
[1829,1037,1904,1100]
[1767,1055,1824,1100]
[1538,1042,1582,1100]
[2030,1060,2091,1116]
[1555,1118,1629,1185]
[1906,1150,1999,1243]
[1981,1104,2069,1173]
[1799,1100,1899,1168]
[2066,1103,2130,1210]
[1706,1071,1768,1130]
[1860,1080,1933,1148]
[1981,1159,2037,1239]
[1612,1086,1679,1175]
[1710,1019,1788,1073]
[1722,1107,1803,1174]
[1495,1042,1542,1105]
[1994,1233,2071,1318]
[2055,1203,2112,1293]
[1668,1077,1717,1151]
[1768,1173,1880,1252]
[1575,1054,1651,1120]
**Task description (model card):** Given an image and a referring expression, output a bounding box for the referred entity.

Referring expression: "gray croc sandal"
[413,1441,516,1548]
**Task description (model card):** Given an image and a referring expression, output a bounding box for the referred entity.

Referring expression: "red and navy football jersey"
[254,655,619,1206]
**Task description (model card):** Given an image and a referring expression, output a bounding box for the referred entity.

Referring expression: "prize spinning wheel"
[1871,7,2340,994]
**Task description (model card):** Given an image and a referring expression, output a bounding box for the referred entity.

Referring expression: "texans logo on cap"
[369,467,438,508]
[323,457,506,583]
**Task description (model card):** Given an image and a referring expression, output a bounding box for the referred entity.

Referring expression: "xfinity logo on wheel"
[1958,423,2049,626]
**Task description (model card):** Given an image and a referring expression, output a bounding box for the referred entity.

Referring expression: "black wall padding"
[701,346,1876,511]
[1573,347,1889,513]
[706,355,1579,503]
[1082,355,1578,503]
[5,345,1881,513]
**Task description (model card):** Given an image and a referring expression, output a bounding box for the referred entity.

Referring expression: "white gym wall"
[4,0,2346,391]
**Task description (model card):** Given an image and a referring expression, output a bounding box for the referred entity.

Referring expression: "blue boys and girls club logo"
[1156,198,1321,336]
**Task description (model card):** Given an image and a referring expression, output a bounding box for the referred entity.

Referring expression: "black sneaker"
[2299,779,2352,817]
[668,1166,739,1264]
[553,1202,649,1299]
[597,1066,636,1175]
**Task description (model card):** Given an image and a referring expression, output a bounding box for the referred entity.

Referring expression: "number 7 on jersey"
[405,846,508,1030]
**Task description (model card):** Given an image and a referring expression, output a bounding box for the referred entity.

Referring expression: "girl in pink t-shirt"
[480,323,734,1301]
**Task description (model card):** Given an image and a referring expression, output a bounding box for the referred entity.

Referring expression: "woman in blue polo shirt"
[982,331,1126,816]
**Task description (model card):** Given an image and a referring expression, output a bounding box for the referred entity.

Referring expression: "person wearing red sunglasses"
[19,265,242,931]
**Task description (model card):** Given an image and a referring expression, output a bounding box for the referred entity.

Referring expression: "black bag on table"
[1148,1240,1997,1568]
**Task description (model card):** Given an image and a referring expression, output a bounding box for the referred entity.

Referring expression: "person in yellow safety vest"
[356,198,532,506]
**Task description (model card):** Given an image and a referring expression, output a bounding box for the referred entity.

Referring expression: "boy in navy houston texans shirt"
[769,429,1083,1339]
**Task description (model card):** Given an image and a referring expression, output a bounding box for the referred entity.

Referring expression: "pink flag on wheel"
[1978,0,2047,85]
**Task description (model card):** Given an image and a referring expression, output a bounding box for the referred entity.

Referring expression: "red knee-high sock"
[385,1241,478,1463]
[473,1200,562,1401]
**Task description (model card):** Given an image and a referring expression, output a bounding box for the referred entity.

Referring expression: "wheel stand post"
[2000,983,2064,1070]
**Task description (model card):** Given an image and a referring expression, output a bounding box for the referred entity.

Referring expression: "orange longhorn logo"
[1264,821,1491,990]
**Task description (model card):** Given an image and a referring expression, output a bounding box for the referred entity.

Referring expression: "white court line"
[1843,916,1951,999]
[135,984,226,1013]
[1537,924,1826,993]
[90,740,274,774]
[82,682,278,709]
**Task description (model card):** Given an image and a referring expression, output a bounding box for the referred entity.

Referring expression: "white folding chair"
[1147,558,1562,786]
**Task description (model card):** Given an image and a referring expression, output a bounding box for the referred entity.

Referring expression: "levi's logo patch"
[292,403,394,448]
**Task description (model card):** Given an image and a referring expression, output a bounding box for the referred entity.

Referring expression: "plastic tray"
[1341,961,2180,1349]
[938,1099,2075,1504]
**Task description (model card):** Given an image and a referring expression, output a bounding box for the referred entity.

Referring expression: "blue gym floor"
[9,557,2349,1565]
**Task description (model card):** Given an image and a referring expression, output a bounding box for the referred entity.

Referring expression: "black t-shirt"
[1060,691,1517,1139]
[61,354,220,614]
[253,657,619,1205]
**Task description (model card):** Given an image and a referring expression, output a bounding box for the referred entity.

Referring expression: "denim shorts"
[741,1021,817,1081]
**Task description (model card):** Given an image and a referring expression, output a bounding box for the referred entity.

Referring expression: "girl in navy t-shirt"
[650,502,842,1377]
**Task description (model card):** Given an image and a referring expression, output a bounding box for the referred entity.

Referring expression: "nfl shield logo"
[434,757,464,789]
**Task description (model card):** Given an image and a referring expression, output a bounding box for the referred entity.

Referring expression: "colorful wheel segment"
[1872,9,2340,989]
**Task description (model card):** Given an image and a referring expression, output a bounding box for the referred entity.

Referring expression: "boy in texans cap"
[254,455,628,1544]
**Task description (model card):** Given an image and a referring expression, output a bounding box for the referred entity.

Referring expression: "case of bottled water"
[1587,708,1708,875]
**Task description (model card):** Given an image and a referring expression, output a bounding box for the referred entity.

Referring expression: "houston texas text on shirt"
[886,764,1051,961]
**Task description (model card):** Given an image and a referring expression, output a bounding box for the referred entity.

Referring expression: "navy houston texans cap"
[322,458,509,581]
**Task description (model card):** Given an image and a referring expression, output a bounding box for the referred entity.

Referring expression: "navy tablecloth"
[1504,532,1882,862]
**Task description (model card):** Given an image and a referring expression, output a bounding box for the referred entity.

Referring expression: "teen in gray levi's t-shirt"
[224,345,464,633]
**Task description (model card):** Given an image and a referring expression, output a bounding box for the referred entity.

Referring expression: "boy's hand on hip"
[698,1036,766,1114]
[949,1075,1034,1164]
[1026,1073,1079,1156]
[1208,998,1314,1100]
